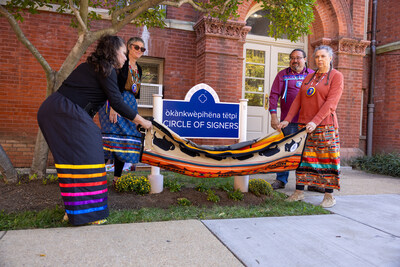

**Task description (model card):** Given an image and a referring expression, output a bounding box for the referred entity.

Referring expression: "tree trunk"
[30,73,57,178]
[0,144,18,183]
[29,130,49,179]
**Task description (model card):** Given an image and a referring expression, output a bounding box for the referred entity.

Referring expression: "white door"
[243,44,301,140]
[243,43,271,140]
[269,46,296,123]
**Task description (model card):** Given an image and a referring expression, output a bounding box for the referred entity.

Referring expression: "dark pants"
[276,123,299,184]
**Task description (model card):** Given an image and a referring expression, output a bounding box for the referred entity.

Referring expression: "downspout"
[367,0,377,156]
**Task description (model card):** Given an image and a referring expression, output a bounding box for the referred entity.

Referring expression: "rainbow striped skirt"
[296,125,340,190]
[37,92,109,225]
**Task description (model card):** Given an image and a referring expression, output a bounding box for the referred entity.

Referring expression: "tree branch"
[220,0,232,15]
[161,0,209,12]
[54,33,95,91]
[107,0,165,33]
[68,0,88,33]
[0,5,52,77]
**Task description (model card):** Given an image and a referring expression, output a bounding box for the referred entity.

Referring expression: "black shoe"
[271,180,285,190]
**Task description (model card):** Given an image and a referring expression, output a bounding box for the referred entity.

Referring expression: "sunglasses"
[132,44,146,52]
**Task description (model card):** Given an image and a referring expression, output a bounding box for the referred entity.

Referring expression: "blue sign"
[162,86,239,138]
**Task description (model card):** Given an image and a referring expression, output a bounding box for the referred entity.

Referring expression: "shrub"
[42,174,58,185]
[115,174,151,195]
[177,198,192,206]
[164,179,182,192]
[227,189,244,201]
[351,153,400,178]
[29,173,37,181]
[218,182,234,192]
[249,179,273,197]
[206,189,220,203]
[195,182,209,192]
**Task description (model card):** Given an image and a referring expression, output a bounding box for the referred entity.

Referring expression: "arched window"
[246,10,288,40]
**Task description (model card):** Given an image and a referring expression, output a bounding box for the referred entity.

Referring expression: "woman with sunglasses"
[99,37,148,186]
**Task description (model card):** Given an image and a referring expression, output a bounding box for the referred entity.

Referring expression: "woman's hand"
[109,108,119,124]
[140,119,152,130]
[305,122,317,133]
[277,121,289,132]
[133,114,152,130]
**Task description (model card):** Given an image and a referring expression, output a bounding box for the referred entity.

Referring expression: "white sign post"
[234,98,249,192]
[148,94,164,194]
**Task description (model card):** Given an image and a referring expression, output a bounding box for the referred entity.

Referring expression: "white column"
[234,98,249,192]
[148,94,164,194]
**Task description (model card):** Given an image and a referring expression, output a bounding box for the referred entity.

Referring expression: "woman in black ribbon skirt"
[37,35,152,225]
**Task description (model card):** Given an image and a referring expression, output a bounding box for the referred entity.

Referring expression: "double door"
[243,43,299,140]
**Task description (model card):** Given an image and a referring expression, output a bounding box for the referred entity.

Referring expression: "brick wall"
[365,0,400,153]
[0,11,202,167]
[1,0,385,167]
[166,3,199,21]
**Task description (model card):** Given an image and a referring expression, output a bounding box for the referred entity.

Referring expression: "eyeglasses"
[290,57,304,61]
[132,45,146,52]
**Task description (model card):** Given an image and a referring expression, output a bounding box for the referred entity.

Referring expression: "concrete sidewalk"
[1,168,400,266]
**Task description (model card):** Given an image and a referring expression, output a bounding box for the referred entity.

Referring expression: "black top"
[58,62,137,120]
[118,60,142,99]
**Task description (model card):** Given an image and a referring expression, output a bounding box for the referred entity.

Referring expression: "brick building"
[0,0,397,168]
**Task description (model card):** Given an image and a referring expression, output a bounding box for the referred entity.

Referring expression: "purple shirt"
[268,67,314,122]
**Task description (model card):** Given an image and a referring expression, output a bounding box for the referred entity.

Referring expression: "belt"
[58,87,98,118]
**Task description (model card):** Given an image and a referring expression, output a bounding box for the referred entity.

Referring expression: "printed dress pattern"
[99,91,142,164]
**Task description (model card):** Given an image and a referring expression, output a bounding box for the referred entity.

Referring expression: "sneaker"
[285,190,305,202]
[320,195,336,208]
[271,180,285,190]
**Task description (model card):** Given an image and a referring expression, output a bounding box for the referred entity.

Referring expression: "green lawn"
[0,171,329,230]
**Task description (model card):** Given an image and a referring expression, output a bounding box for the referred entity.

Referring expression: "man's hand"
[270,113,280,130]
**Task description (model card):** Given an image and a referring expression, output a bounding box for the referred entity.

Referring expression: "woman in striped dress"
[278,45,343,208]
[37,35,152,225]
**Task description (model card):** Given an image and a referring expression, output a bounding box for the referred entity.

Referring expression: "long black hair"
[87,35,125,77]
[304,45,334,85]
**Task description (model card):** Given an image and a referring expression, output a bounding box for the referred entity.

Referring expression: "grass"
[0,170,330,230]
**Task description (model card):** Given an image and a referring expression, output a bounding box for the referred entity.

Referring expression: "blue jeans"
[276,123,299,184]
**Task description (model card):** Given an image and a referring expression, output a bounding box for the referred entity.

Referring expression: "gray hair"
[305,45,335,86]
[313,45,334,58]
[127,37,144,47]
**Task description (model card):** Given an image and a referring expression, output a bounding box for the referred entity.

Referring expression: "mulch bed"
[0,179,267,213]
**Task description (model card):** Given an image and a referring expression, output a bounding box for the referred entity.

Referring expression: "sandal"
[87,219,108,225]
[62,213,69,222]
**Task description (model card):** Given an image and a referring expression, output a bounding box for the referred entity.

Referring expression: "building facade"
[0,0,397,168]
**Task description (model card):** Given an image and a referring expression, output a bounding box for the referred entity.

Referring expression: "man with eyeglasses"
[268,49,314,190]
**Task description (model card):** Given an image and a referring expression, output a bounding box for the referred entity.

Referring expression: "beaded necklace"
[128,62,141,94]
[305,72,327,97]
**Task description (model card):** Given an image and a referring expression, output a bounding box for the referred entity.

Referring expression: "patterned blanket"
[140,120,307,178]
